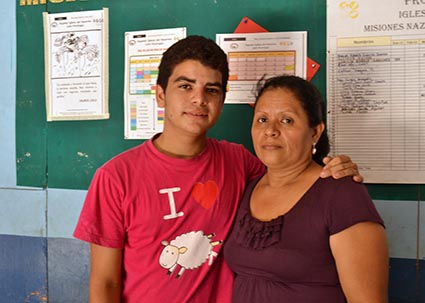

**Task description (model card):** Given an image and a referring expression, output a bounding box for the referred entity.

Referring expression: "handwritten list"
[327,1,425,183]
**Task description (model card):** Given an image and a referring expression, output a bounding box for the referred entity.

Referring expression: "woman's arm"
[89,244,123,303]
[330,222,389,303]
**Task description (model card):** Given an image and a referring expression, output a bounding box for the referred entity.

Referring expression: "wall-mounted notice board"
[16,0,423,201]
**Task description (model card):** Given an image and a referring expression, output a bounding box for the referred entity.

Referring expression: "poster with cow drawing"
[43,8,109,121]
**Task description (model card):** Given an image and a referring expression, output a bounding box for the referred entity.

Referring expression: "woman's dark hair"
[157,35,229,97]
[254,75,330,164]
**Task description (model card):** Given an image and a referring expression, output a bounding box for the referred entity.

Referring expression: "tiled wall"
[1,190,423,302]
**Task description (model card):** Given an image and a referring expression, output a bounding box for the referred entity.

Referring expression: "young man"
[73,35,361,303]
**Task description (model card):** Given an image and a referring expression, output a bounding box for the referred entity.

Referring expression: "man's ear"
[313,122,325,142]
[156,84,166,108]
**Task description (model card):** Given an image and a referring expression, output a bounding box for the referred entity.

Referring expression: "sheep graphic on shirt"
[159,231,222,278]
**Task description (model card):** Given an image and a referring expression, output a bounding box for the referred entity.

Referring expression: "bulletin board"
[15,0,423,200]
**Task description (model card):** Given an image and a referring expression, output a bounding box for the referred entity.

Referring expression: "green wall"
[16,0,423,200]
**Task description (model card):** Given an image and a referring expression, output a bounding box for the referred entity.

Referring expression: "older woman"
[224,76,388,303]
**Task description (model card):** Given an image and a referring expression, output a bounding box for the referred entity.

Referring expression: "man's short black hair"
[157,35,229,97]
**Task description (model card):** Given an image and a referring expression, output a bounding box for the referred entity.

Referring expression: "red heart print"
[191,181,218,209]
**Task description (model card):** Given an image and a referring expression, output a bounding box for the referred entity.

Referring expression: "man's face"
[156,59,225,138]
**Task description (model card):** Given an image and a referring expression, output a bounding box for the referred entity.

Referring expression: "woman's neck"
[264,160,322,188]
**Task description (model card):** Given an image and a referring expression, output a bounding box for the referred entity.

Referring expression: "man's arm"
[320,155,364,182]
[89,244,123,303]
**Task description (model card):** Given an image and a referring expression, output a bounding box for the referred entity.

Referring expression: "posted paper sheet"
[327,0,425,183]
[217,31,307,104]
[43,8,109,121]
[124,27,186,140]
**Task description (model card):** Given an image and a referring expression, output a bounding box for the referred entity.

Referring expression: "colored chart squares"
[129,56,160,95]
[130,102,137,130]
[228,51,296,81]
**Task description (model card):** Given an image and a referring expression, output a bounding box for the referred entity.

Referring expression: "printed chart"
[124,27,186,139]
[228,51,296,82]
[217,31,306,104]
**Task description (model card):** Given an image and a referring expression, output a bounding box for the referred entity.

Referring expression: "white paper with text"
[43,8,109,121]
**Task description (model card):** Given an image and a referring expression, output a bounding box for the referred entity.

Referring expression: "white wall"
[0,1,16,187]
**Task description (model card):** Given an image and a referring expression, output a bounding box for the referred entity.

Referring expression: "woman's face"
[251,87,324,169]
